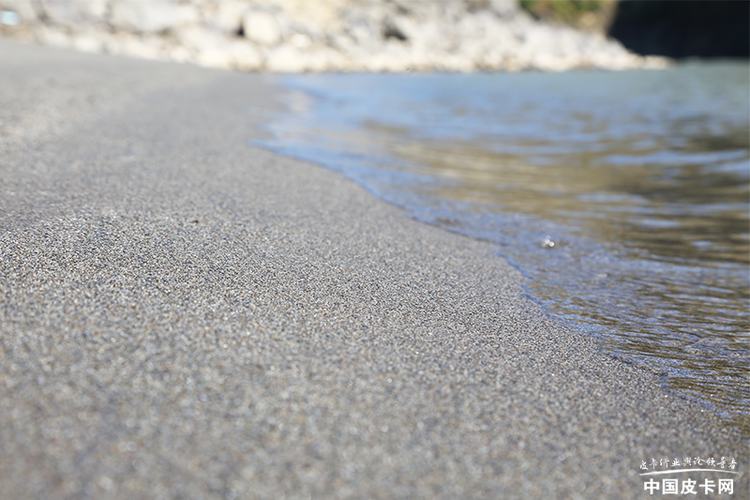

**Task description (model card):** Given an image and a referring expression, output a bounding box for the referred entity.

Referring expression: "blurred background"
[1,0,746,72]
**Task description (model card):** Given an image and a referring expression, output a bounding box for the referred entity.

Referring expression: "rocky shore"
[0,0,668,72]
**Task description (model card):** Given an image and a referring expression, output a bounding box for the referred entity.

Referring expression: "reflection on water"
[262,63,750,433]
[403,137,749,426]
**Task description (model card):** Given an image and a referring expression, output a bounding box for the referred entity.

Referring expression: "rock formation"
[0,0,668,71]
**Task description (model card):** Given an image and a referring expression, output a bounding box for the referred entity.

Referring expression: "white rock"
[175,4,200,27]
[362,43,412,72]
[215,0,247,33]
[227,40,262,71]
[168,45,192,63]
[407,19,443,50]
[490,0,520,18]
[485,24,517,51]
[109,0,178,33]
[458,35,487,61]
[532,52,571,72]
[36,0,84,26]
[195,46,233,70]
[120,34,163,60]
[442,54,475,72]
[347,23,377,46]
[37,26,71,48]
[266,45,305,72]
[47,0,107,23]
[290,33,311,49]
[242,11,281,47]
[73,31,104,53]
[99,31,122,54]
[105,32,163,60]
[355,52,385,72]
[177,26,226,51]
[78,0,107,20]
[303,47,347,72]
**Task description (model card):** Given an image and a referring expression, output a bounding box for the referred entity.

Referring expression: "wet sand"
[0,39,745,499]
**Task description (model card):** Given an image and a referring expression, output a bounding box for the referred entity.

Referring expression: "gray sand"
[0,40,746,499]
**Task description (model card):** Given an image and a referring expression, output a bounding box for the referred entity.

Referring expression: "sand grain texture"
[0,40,745,499]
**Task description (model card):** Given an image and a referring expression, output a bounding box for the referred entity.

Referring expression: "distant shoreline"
[0,0,669,72]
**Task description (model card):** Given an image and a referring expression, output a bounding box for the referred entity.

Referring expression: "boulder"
[266,45,305,72]
[115,32,164,59]
[214,0,247,33]
[196,45,233,70]
[242,10,281,47]
[177,26,227,52]
[109,0,178,33]
[72,30,105,53]
[490,0,520,18]
[228,40,262,71]
[36,25,71,48]
[175,4,200,28]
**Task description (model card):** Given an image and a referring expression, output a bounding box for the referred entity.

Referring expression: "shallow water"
[260,63,750,432]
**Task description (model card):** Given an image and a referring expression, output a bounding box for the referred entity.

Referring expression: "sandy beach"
[0,39,745,499]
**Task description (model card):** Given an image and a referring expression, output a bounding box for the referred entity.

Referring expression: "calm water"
[260,63,750,432]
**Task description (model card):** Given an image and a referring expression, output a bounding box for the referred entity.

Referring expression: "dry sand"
[0,39,745,499]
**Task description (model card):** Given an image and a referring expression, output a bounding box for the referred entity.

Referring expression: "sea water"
[259,63,750,432]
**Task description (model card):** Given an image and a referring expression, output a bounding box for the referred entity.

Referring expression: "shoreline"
[259,68,750,433]
[0,40,745,498]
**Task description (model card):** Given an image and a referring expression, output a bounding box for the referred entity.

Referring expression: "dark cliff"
[609,0,750,59]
